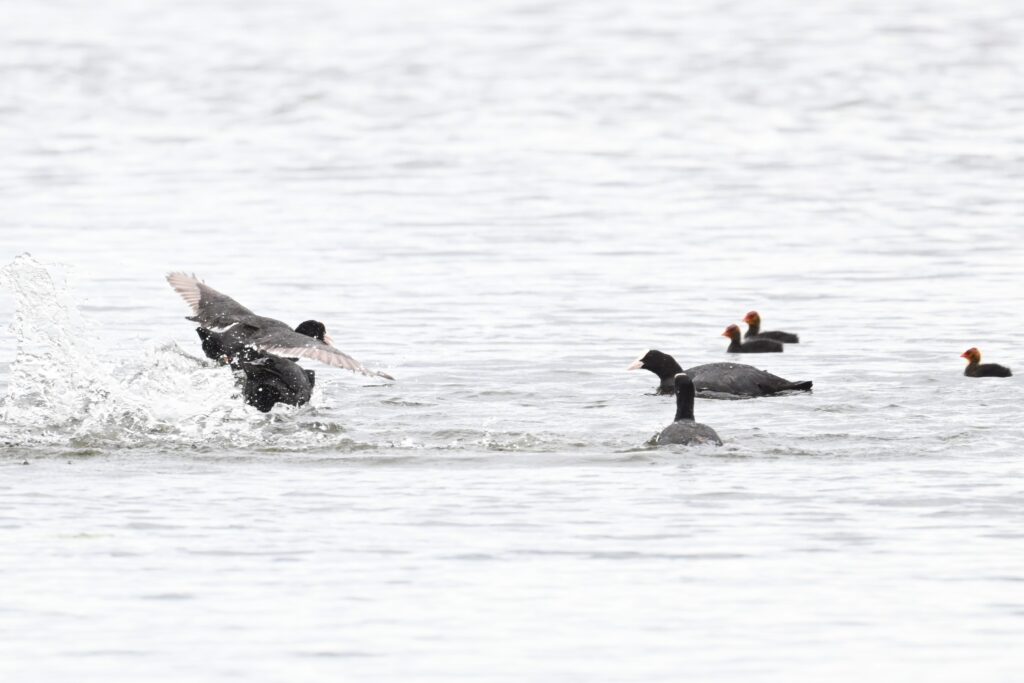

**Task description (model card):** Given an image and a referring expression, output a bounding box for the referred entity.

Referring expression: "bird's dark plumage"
[195,326,249,365]
[167,272,392,380]
[238,353,316,413]
[195,320,324,368]
[196,334,318,412]
[629,349,812,398]
[961,348,1012,378]
[656,374,722,446]
[743,311,799,344]
[723,324,783,353]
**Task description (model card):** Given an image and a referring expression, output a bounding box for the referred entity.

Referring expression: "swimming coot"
[656,374,722,446]
[167,272,393,379]
[743,311,799,343]
[723,324,783,353]
[628,349,812,397]
[961,348,1012,378]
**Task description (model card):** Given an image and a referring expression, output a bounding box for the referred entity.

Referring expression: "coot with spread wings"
[166,272,393,380]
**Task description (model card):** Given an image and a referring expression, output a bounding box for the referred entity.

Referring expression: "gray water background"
[1,0,1023,680]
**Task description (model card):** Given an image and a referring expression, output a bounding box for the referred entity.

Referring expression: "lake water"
[2,0,1023,680]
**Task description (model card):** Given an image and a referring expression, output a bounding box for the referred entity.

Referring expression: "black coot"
[236,349,317,413]
[197,323,323,412]
[743,311,799,343]
[628,349,812,398]
[961,348,1012,378]
[656,374,722,446]
[723,324,783,353]
[167,272,393,379]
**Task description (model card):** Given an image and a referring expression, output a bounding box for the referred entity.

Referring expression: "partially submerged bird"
[743,311,799,343]
[236,349,317,413]
[628,349,812,398]
[961,348,1012,378]
[167,272,393,380]
[196,324,321,412]
[723,324,783,353]
[656,373,722,446]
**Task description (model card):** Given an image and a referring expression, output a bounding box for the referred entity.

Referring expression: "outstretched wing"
[251,328,394,380]
[166,272,256,330]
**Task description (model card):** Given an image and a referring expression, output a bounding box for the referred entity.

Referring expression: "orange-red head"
[961,347,981,363]
[722,324,741,340]
[743,311,760,325]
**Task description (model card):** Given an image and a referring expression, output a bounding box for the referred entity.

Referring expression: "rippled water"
[2,0,1024,680]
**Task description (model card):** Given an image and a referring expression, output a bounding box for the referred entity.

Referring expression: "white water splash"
[0,254,341,450]
[0,254,107,428]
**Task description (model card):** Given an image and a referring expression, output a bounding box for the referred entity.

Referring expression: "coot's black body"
[196,323,321,369]
[239,353,316,413]
[965,364,1013,378]
[177,289,335,412]
[723,324,783,353]
[197,330,318,412]
[962,348,1012,378]
[629,349,812,398]
[656,374,722,446]
[743,311,799,344]
[197,321,329,366]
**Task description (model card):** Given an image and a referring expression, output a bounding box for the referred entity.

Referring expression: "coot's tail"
[786,380,813,392]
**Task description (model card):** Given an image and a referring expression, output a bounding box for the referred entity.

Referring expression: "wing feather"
[252,330,394,380]
[166,272,393,381]
[166,272,256,329]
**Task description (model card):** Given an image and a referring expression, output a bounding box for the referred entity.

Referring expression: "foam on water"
[0,255,583,456]
[0,254,354,451]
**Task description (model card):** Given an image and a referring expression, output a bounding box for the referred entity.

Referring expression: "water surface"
[2,0,1023,680]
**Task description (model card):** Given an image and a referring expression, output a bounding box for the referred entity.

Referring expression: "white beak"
[324,333,334,346]
[627,359,644,371]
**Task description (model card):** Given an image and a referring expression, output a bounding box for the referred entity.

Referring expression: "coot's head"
[961,347,981,363]
[627,349,684,379]
[721,324,742,341]
[295,320,333,345]
[742,311,760,325]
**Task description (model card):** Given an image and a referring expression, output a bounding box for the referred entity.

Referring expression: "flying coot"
[166,272,393,380]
